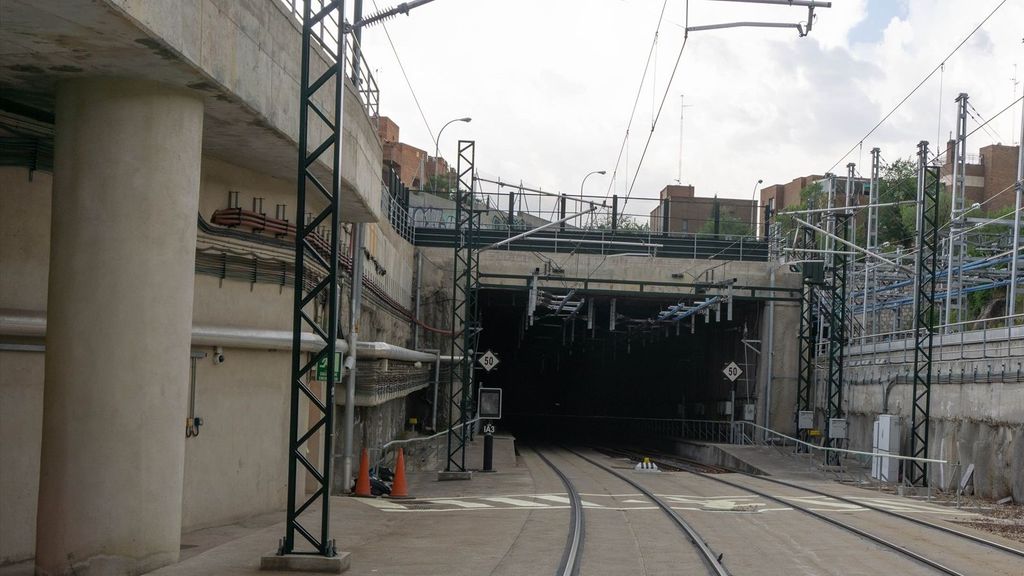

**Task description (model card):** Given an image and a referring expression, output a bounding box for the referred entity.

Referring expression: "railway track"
[534,449,584,576]
[603,446,1024,576]
[534,446,730,576]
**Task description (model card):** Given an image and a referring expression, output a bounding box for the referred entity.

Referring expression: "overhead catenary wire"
[604,1,671,202]
[966,95,1024,140]
[823,0,1008,176]
[370,0,435,143]
[967,100,1007,143]
[618,29,691,215]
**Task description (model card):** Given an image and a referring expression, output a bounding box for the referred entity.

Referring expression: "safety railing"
[277,0,380,121]
[734,420,945,464]
[373,417,481,474]
[344,33,380,120]
[381,187,415,243]
[846,313,1024,365]
[413,227,769,262]
[529,414,948,486]
[526,414,742,444]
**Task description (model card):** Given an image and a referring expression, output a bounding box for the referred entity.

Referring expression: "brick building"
[377,116,449,189]
[649,185,756,234]
[759,174,824,216]
[939,141,1020,212]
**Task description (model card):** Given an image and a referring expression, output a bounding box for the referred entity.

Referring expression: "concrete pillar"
[35,79,203,576]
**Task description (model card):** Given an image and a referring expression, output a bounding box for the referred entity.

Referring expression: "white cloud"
[358,0,1024,212]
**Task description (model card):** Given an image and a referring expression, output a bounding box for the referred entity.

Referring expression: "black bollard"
[482,421,495,472]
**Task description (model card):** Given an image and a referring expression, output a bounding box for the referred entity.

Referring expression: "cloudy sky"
[357,0,1023,218]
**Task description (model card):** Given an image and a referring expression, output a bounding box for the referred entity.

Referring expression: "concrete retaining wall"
[0,155,424,566]
[841,333,1024,501]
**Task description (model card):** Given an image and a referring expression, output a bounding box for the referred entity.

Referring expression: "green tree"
[876,158,917,247]
[775,182,824,240]
[425,173,455,198]
[590,213,650,232]
[698,213,752,236]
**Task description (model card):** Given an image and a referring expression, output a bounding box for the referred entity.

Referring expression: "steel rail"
[740,472,1024,560]
[628,446,1022,558]
[564,448,730,576]
[534,449,584,576]
[643,452,967,576]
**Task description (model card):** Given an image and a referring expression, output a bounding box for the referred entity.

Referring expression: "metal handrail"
[374,417,481,472]
[525,414,948,468]
[735,420,948,465]
[846,313,1024,364]
[381,186,415,243]
[277,0,380,121]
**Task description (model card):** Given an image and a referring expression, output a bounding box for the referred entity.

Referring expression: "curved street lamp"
[580,170,607,227]
[751,178,764,237]
[434,117,472,186]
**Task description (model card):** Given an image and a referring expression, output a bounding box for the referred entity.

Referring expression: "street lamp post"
[434,117,471,190]
[750,178,763,237]
[580,170,606,228]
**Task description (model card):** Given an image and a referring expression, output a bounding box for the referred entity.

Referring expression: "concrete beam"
[0,0,382,221]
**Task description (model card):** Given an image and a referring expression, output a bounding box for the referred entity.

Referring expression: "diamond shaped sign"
[722,361,742,382]
[478,350,500,372]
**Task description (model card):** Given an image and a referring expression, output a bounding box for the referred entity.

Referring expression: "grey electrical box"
[828,418,848,439]
[802,261,825,285]
[798,411,814,430]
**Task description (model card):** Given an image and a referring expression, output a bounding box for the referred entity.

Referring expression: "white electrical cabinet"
[828,418,847,439]
[798,411,814,430]
[871,414,901,482]
[742,404,756,421]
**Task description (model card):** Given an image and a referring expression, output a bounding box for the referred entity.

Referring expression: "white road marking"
[533,494,603,507]
[782,496,866,511]
[421,499,493,508]
[353,491,972,516]
[359,498,409,510]
[847,497,980,516]
[483,497,552,507]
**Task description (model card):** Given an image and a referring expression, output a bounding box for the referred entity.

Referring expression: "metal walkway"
[413,227,770,262]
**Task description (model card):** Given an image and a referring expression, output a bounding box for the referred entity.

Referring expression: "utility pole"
[945,94,969,332]
[1010,99,1024,322]
[341,223,364,493]
[713,195,721,235]
[862,148,880,336]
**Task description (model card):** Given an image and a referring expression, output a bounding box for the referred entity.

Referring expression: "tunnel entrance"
[474,287,765,439]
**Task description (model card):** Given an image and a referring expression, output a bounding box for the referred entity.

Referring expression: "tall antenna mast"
[676,94,693,184]
[1013,64,1020,145]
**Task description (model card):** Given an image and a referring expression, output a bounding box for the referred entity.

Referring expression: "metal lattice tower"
[284,0,345,556]
[861,148,880,336]
[825,213,850,466]
[944,93,969,332]
[446,140,479,472]
[909,141,941,486]
[796,226,817,425]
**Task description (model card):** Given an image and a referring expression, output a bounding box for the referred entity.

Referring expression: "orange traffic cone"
[389,448,412,499]
[353,447,372,497]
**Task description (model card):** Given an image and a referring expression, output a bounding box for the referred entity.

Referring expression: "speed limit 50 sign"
[722,361,743,382]
[478,350,500,372]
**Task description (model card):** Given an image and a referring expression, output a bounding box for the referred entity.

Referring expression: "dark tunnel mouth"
[473,288,765,440]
